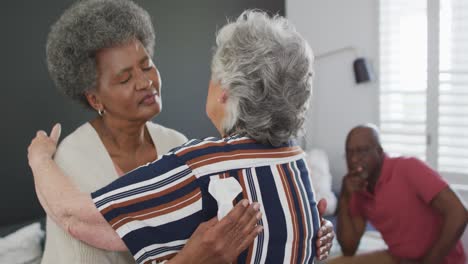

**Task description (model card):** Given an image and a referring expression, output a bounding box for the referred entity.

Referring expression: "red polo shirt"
[349,156,466,263]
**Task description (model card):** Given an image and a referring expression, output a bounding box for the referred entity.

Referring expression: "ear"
[84,91,103,111]
[218,90,229,104]
[377,145,385,159]
[377,145,383,154]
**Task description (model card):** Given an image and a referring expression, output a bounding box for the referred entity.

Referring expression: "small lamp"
[315,46,374,84]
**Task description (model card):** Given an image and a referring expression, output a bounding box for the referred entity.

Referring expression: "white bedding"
[0,222,44,264]
[329,230,388,257]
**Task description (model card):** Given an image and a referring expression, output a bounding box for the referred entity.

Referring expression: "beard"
[358,170,369,180]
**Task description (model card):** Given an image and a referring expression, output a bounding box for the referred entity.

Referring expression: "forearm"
[422,210,468,264]
[31,158,126,251]
[336,196,361,255]
[32,158,79,226]
[34,184,52,218]
[68,218,127,251]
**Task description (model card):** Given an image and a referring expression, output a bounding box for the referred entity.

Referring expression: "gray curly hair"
[211,10,314,146]
[46,0,155,108]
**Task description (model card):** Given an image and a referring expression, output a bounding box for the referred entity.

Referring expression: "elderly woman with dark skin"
[36,1,333,263]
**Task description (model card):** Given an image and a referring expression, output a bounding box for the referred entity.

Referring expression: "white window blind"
[438,0,468,174]
[379,0,428,161]
[379,0,468,177]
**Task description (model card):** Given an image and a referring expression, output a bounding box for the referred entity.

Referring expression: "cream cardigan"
[41,122,188,264]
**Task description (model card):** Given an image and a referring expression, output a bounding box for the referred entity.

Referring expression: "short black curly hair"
[46,0,155,108]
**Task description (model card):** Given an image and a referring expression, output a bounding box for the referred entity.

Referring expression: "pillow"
[306,149,337,216]
[0,222,45,264]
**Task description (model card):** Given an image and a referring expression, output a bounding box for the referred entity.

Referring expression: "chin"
[151,100,162,114]
[142,106,161,121]
[154,104,162,116]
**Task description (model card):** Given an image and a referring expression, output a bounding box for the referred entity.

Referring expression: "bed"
[0,218,46,264]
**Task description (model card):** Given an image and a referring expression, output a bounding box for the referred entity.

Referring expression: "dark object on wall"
[315,46,374,84]
[353,57,374,84]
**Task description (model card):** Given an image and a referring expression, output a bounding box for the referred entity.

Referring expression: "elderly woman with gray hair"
[30,6,334,264]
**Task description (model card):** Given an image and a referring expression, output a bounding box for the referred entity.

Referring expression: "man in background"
[328,124,467,264]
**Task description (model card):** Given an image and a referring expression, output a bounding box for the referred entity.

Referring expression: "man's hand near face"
[341,167,368,199]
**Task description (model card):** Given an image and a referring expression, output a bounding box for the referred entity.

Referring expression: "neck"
[91,117,149,153]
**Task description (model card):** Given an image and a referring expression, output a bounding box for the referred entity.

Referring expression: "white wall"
[287,0,379,191]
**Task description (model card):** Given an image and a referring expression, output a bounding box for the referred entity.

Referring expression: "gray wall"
[0,0,284,226]
[287,0,378,191]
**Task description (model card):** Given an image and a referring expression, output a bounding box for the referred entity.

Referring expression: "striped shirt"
[92,135,320,264]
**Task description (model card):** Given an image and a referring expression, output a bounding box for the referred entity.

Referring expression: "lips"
[358,171,369,179]
[348,164,362,173]
[350,165,369,179]
[139,92,158,105]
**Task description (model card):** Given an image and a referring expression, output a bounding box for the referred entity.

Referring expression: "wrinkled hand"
[171,199,262,264]
[27,123,61,168]
[316,199,334,261]
[341,170,368,198]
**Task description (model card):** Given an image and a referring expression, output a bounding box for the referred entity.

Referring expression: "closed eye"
[119,74,132,84]
[140,56,154,72]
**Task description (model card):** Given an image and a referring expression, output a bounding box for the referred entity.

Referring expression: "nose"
[346,150,360,164]
[135,71,153,90]
[350,153,362,165]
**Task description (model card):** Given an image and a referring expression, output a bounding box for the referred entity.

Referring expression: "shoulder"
[169,135,253,157]
[55,123,97,156]
[391,156,444,185]
[391,157,447,202]
[54,122,104,169]
[168,135,280,176]
[392,156,432,172]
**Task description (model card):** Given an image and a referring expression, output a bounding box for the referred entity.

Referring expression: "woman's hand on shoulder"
[28,123,61,168]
